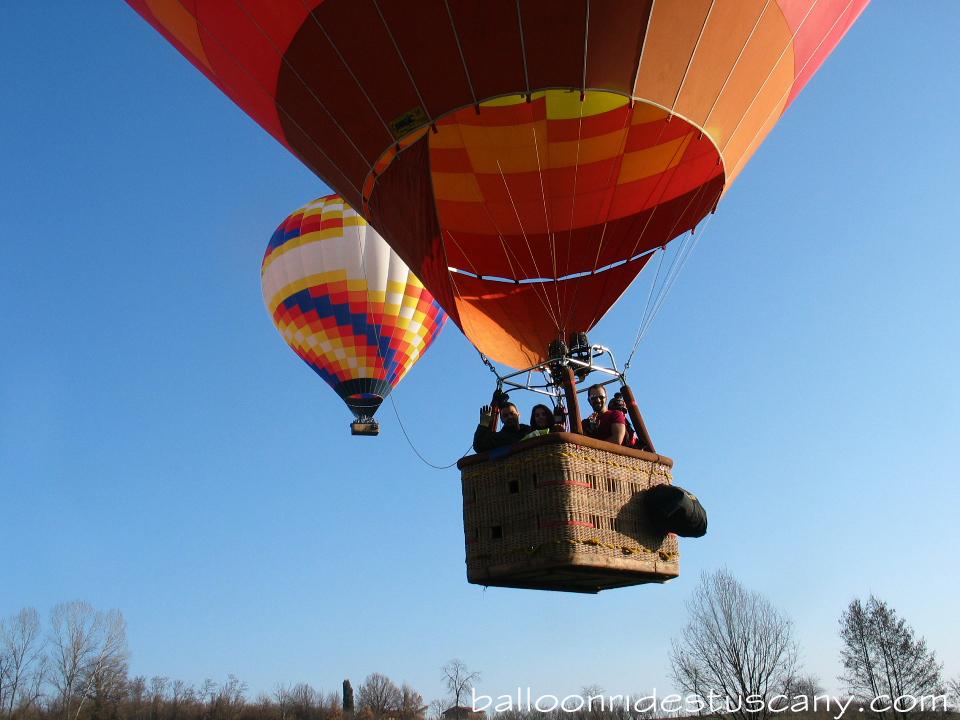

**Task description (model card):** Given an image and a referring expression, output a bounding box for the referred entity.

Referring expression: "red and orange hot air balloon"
[126,0,868,370]
[128,0,870,593]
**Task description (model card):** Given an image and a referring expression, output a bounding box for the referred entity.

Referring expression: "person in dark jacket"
[473,402,531,453]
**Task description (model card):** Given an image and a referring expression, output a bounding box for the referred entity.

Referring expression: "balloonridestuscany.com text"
[471,688,955,719]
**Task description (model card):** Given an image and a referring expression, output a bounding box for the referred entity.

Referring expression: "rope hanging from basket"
[388,395,472,469]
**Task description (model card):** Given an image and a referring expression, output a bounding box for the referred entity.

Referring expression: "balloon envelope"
[261,195,446,418]
[131,0,868,367]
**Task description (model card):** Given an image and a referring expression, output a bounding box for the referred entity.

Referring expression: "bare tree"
[1,607,48,718]
[357,674,402,719]
[427,699,446,720]
[289,683,323,720]
[84,610,130,720]
[669,568,801,720]
[252,692,280,720]
[149,677,170,720]
[48,601,130,720]
[441,661,480,711]
[204,675,248,720]
[946,675,960,712]
[838,595,944,720]
[782,674,826,712]
[165,678,196,720]
[274,685,293,720]
[573,685,606,720]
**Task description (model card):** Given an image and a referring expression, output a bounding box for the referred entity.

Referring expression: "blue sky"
[2,1,958,706]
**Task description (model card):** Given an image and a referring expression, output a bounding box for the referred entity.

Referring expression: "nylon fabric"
[261,195,446,417]
[129,0,869,367]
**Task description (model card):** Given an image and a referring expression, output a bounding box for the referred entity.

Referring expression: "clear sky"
[2,1,958,707]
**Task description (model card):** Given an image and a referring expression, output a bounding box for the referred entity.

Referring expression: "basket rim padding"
[457,431,674,470]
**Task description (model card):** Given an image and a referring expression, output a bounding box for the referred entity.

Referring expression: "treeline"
[6,584,960,720]
[0,607,466,720]
[0,601,340,720]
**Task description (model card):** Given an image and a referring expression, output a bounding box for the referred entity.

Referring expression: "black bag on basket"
[645,484,708,538]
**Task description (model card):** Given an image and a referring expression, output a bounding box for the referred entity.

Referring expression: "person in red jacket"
[582,384,628,446]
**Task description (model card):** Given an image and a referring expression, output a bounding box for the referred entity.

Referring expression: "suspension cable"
[389,394,472,470]
[624,209,718,369]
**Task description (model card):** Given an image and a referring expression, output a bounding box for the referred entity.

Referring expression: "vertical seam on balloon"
[295,203,319,379]
[672,0,718,113]
[372,223,406,392]
[559,0,591,332]
[421,133,468,340]
[559,88,587,335]
[563,100,636,329]
[319,201,350,386]
[569,101,655,297]
[623,132,704,260]
[178,0,367,198]
[448,109,558,322]
[516,0,530,96]
[632,0,656,97]
[233,0,378,171]
[355,211,385,388]
[583,107,648,274]
[582,0,591,92]
[566,112,701,332]
[277,205,315,323]
[443,0,478,107]
[721,0,823,174]
[529,103,563,326]
[702,0,772,131]
[726,0,857,181]
[477,106,563,329]
[370,0,431,123]
[296,0,396,141]
[442,119,517,281]
[440,107,565,352]
[597,113,694,276]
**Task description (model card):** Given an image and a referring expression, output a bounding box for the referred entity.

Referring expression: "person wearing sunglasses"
[582,384,628,446]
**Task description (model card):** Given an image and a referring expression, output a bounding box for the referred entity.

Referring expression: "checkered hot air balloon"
[261,195,446,429]
[131,0,868,369]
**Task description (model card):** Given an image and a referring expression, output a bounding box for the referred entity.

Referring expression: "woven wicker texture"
[461,439,679,592]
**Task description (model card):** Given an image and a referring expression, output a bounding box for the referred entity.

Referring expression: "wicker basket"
[458,432,679,593]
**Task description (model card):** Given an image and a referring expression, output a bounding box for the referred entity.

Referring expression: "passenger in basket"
[522,403,564,441]
[608,394,637,447]
[473,401,531,454]
[582,384,628,446]
[608,392,652,451]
